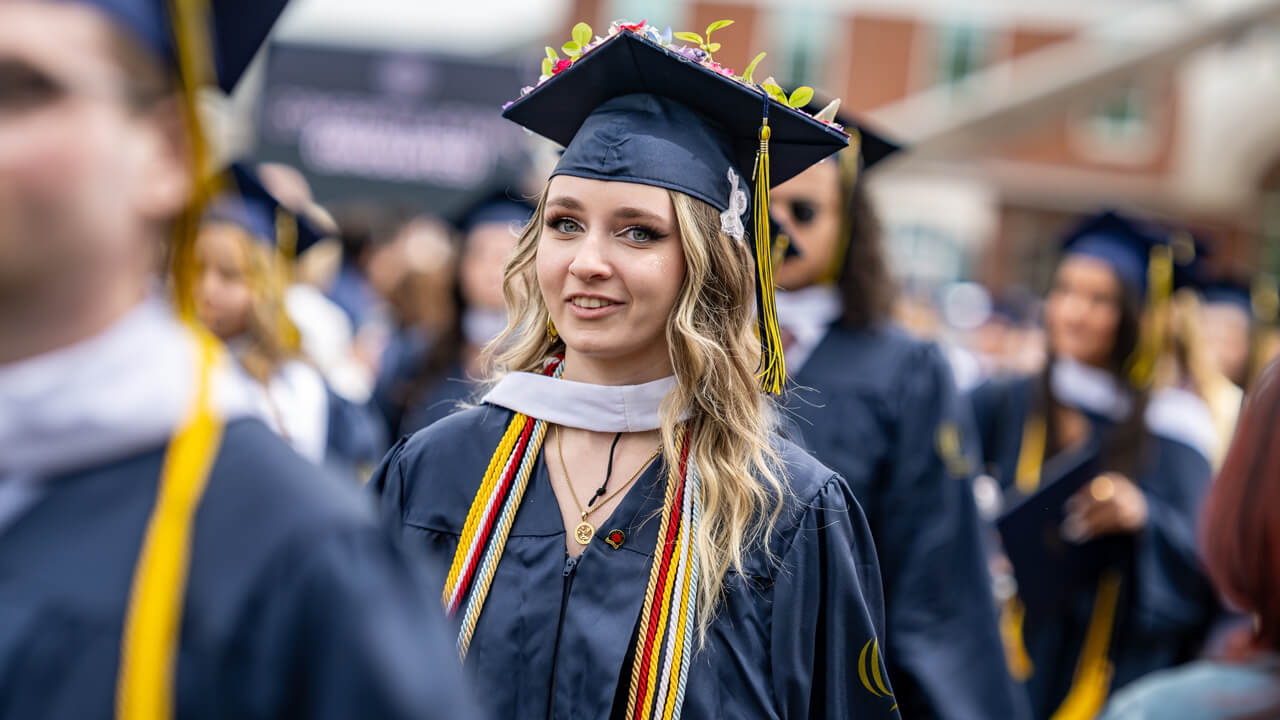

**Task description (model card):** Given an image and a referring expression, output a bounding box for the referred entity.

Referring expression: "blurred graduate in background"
[397,191,531,433]
[769,102,1029,720]
[195,166,383,476]
[969,211,1220,719]
[0,1,476,716]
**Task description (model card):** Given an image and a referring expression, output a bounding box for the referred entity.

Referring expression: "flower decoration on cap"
[526,19,838,131]
[720,169,748,241]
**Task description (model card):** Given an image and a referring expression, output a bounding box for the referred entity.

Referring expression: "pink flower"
[552,58,572,74]
[620,20,647,32]
[706,61,735,77]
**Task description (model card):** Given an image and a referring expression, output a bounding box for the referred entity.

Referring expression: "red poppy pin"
[605,529,626,549]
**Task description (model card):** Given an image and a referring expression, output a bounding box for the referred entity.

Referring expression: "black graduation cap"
[75,0,289,92]
[204,164,324,257]
[1061,210,1169,297]
[502,22,849,393]
[995,443,1131,620]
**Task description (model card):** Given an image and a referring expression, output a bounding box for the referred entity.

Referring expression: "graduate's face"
[537,176,686,375]
[1046,255,1123,368]
[0,3,190,309]
[194,223,254,340]
[770,159,843,290]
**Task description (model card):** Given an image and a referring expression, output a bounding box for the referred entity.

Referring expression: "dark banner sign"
[254,41,533,220]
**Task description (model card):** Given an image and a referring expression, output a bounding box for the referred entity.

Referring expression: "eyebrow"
[546,196,669,226]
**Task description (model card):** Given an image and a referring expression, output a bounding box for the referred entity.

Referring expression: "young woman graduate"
[370,19,901,720]
[768,106,1030,720]
[968,211,1220,719]
[0,1,477,718]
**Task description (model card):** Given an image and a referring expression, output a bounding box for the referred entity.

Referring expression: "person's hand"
[1062,472,1148,543]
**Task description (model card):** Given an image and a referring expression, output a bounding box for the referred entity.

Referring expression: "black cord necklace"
[586,432,623,508]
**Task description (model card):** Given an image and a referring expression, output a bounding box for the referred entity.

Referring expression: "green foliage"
[545,46,559,63]
[674,31,704,46]
[705,19,734,35]
[541,57,553,76]
[788,86,814,109]
[562,41,581,58]
[743,52,766,84]
[572,22,593,47]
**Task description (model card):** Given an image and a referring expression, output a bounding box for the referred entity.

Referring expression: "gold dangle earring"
[547,316,559,342]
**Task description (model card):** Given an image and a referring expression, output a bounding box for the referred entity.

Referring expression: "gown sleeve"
[875,344,1029,720]
[1130,436,1218,636]
[769,474,902,720]
[225,522,481,720]
[368,435,412,534]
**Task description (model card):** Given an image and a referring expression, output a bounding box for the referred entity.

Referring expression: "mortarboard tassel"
[274,207,303,353]
[117,3,227,720]
[752,96,786,395]
[1125,242,1174,389]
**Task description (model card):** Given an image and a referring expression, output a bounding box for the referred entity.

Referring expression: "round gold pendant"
[574,521,595,546]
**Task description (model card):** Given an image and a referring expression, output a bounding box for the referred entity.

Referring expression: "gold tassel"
[273,207,302,354]
[167,0,222,322]
[752,112,786,394]
[1126,244,1173,389]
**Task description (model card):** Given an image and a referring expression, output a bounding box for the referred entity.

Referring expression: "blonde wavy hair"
[486,185,785,635]
[201,221,303,386]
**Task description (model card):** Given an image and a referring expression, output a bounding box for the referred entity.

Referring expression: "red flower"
[552,58,572,74]
[620,20,647,32]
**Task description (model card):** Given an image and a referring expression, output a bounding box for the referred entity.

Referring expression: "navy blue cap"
[458,191,535,236]
[1201,280,1252,313]
[1060,210,1167,295]
[502,27,848,218]
[203,164,323,256]
[71,0,289,92]
[798,96,901,172]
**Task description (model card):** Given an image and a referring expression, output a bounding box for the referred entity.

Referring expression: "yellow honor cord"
[999,595,1035,681]
[752,118,786,395]
[1049,570,1124,720]
[116,328,225,720]
[1015,414,1047,495]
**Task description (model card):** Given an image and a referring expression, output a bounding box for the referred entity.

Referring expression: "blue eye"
[550,217,582,234]
[624,226,657,243]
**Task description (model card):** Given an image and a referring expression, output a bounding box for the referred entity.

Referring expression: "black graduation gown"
[782,323,1029,720]
[370,404,903,720]
[0,418,477,720]
[968,375,1218,719]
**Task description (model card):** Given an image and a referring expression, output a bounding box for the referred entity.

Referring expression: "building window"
[770,7,832,87]
[1089,85,1148,141]
[936,23,988,90]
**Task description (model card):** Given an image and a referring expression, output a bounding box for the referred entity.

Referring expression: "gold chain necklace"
[556,426,661,545]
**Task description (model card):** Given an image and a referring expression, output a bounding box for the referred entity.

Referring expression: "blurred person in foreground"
[769,109,1028,720]
[969,211,1219,719]
[398,192,531,433]
[1100,358,1280,719]
[0,1,477,717]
